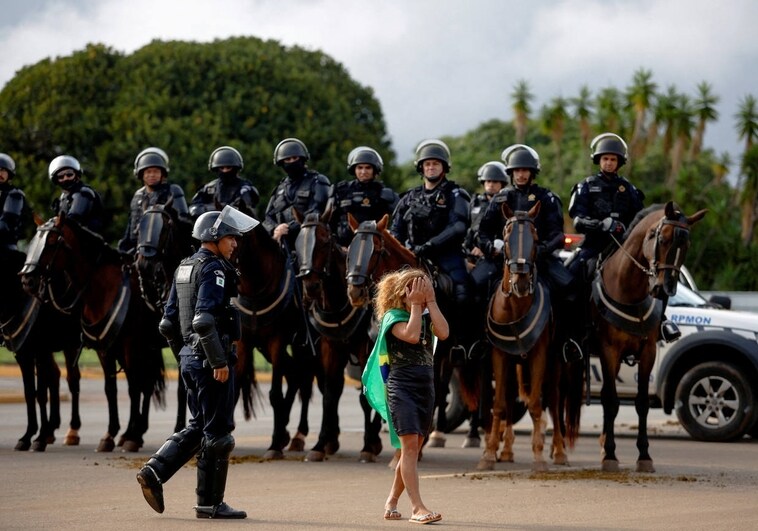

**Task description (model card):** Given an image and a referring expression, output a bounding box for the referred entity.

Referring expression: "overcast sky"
[1,0,756,170]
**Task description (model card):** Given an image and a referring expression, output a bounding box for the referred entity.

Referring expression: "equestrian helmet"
[48,155,82,182]
[0,153,16,177]
[590,133,628,167]
[476,161,508,183]
[414,139,451,174]
[273,138,309,166]
[347,146,383,175]
[208,146,244,172]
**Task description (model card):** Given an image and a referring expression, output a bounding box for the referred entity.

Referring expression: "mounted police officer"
[464,161,509,267]
[568,132,679,342]
[263,137,331,250]
[0,153,29,253]
[189,146,260,220]
[137,205,257,519]
[118,147,191,256]
[329,146,398,248]
[49,155,105,234]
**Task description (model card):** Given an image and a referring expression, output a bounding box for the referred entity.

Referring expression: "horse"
[20,213,166,452]
[134,198,194,432]
[234,221,314,460]
[294,209,373,462]
[1,246,82,451]
[477,202,579,472]
[590,201,706,472]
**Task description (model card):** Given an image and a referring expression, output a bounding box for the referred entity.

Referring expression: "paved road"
[1,372,757,530]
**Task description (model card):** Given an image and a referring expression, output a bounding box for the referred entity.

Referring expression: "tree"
[711,151,732,185]
[571,85,593,155]
[511,79,533,144]
[667,94,695,189]
[735,94,758,153]
[626,68,657,160]
[739,144,758,245]
[594,87,624,134]
[657,85,680,160]
[540,97,569,184]
[690,81,719,159]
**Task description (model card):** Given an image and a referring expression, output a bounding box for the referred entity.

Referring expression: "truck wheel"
[675,362,756,442]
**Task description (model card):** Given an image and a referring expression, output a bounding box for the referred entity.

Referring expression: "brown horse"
[591,201,706,472]
[1,246,82,451]
[135,199,194,432]
[294,209,373,462]
[21,213,165,452]
[478,202,578,472]
[234,222,314,459]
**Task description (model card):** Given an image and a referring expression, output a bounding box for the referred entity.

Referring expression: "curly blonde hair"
[373,267,429,320]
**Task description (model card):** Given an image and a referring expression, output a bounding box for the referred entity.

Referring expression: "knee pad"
[204,433,235,460]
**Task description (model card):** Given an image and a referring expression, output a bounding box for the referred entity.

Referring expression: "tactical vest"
[174,255,207,341]
[268,171,328,225]
[582,173,639,224]
[403,181,460,245]
[0,185,26,246]
[333,180,393,245]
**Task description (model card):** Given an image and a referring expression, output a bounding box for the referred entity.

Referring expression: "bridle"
[502,212,537,297]
[346,220,386,291]
[136,207,176,312]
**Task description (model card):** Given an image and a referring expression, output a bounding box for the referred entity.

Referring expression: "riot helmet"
[273,138,310,166]
[347,146,383,176]
[0,153,16,177]
[477,161,508,183]
[134,147,169,180]
[192,205,259,242]
[48,155,82,183]
[501,144,541,177]
[414,139,451,174]
[208,146,244,172]
[590,133,628,167]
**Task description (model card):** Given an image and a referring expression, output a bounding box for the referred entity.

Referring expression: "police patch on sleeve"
[214,270,225,288]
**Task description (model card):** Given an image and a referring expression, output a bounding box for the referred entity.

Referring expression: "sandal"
[409,512,442,525]
[384,508,402,520]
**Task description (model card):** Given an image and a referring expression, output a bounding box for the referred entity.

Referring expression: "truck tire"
[674,361,756,442]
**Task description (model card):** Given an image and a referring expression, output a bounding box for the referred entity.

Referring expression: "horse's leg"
[428,342,452,447]
[478,350,503,470]
[526,352,548,472]
[97,351,120,452]
[307,343,346,462]
[264,358,291,459]
[635,345,656,473]
[499,357,518,463]
[599,347,621,471]
[291,347,314,452]
[32,353,61,452]
[14,351,37,451]
[359,392,383,463]
[63,347,81,446]
[547,352,569,466]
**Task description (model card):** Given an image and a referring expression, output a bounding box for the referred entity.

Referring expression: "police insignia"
[436,197,446,205]
[362,198,370,206]
[176,264,193,283]
[619,185,626,192]
[528,194,536,201]
[216,276,225,288]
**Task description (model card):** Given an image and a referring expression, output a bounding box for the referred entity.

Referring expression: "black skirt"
[386,364,435,437]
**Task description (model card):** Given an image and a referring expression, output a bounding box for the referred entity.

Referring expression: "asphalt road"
[1,371,757,530]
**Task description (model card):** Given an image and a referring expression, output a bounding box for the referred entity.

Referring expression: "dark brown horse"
[591,202,706,472]
[135,199,194,432]
[294,209,372,462]
[1,246,81,451]
[21,213,165,452]
[478,203,578,471]
[234,222,314,459]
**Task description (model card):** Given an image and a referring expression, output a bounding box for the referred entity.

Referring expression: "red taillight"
[563,234,584,249]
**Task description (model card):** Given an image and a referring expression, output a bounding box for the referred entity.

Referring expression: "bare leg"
[397,433,436,519]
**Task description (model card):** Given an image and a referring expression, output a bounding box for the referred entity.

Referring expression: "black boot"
[136,428,202,514]
[660,320,681,342]
[195,434,247,519]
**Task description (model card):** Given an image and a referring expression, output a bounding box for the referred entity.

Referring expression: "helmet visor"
[213,205,259,234]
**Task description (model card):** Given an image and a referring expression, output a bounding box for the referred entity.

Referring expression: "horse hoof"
[532,461,549,472]
[31,440,48,452]
[121,440,142,453]
[426,431,446,448]
[97,437,115,453]
[553,454,569,466]
[14,440,31,452]
[263,449,284,460]
[462,437,481,449]
[116,435,126,447]
[305,450,325,462]
[601,459,620,472]
[288,435,306,453]
[370,441,383,456]
[324,441,340,455]
[64,434,80,446]
[498,452,514,463]
[476,459,495,471]
[636,460,655,473]
[45,435,56,445]
[359,451,377,463]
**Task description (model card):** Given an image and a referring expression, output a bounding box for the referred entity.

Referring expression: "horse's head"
[135,203,183,312]
[294,209,334,305]
[638,201,707,298]
[500,201,540,298]
[345,214,387,307]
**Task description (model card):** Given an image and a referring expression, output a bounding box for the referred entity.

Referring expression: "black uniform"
[463,192,495,258]
[190,176,260,220]
[52,180,105,234]
[118,182,191,255]
[263,169,331,249]
[0,181,28,251]
[567,171,645,276]
[329,179,398,247]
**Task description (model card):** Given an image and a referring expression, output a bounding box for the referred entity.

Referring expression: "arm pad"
[158,318,183,357]
[192,312,227,369]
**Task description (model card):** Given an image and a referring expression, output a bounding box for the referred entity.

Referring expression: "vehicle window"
[669,283,708,307]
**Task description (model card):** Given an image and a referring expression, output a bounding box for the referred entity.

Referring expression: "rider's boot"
[195,434,247,519]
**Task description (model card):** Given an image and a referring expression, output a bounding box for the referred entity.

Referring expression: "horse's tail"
[151,345,167,408]
[561,357,584,448]
[457,362,481,413]
[237,342,259,421]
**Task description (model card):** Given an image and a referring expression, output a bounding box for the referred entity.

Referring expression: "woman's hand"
[405,277,426,307]
[420,276,436,304]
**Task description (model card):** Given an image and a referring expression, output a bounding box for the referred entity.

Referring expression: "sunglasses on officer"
[56,171,77,181]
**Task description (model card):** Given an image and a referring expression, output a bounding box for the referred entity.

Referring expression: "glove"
[412,242,433,257]
[535,243,549,260]
[600,217,625,235]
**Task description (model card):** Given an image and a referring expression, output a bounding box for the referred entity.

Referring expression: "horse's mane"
[62,216,121,263]
[626,203,681,235]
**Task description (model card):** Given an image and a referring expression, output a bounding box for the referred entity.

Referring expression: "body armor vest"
[175,255,207,342]
[53,182,104,233]
[403,181,461,246]
[127,183,189,241]
[332,180,395,246]
[0,184,26,247]
[267,171,328,225]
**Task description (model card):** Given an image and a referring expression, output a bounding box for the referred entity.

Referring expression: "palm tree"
[511,79,534,144]
[711,151,732,185]
[626,68,657,160]
[540,96,569,184]
[690,81,720,159]
[735,94,758,152]
[738,144,758,245]
[657,85,680,159]
[571,85,593,153]
[595,87,623,134]
[667,94,695,189]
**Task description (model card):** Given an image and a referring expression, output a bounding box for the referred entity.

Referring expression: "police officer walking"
[568,132,679,342]
[0,153,28,253]
[136,205,258,519]
[118,147,191,257]
[263,137,331,249]
[49,155,105,234]
[189,146,260,220]
[329,146,398,248]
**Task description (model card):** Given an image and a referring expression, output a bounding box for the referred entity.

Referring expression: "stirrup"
[562,339,583,363]
[660,320,681,342]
